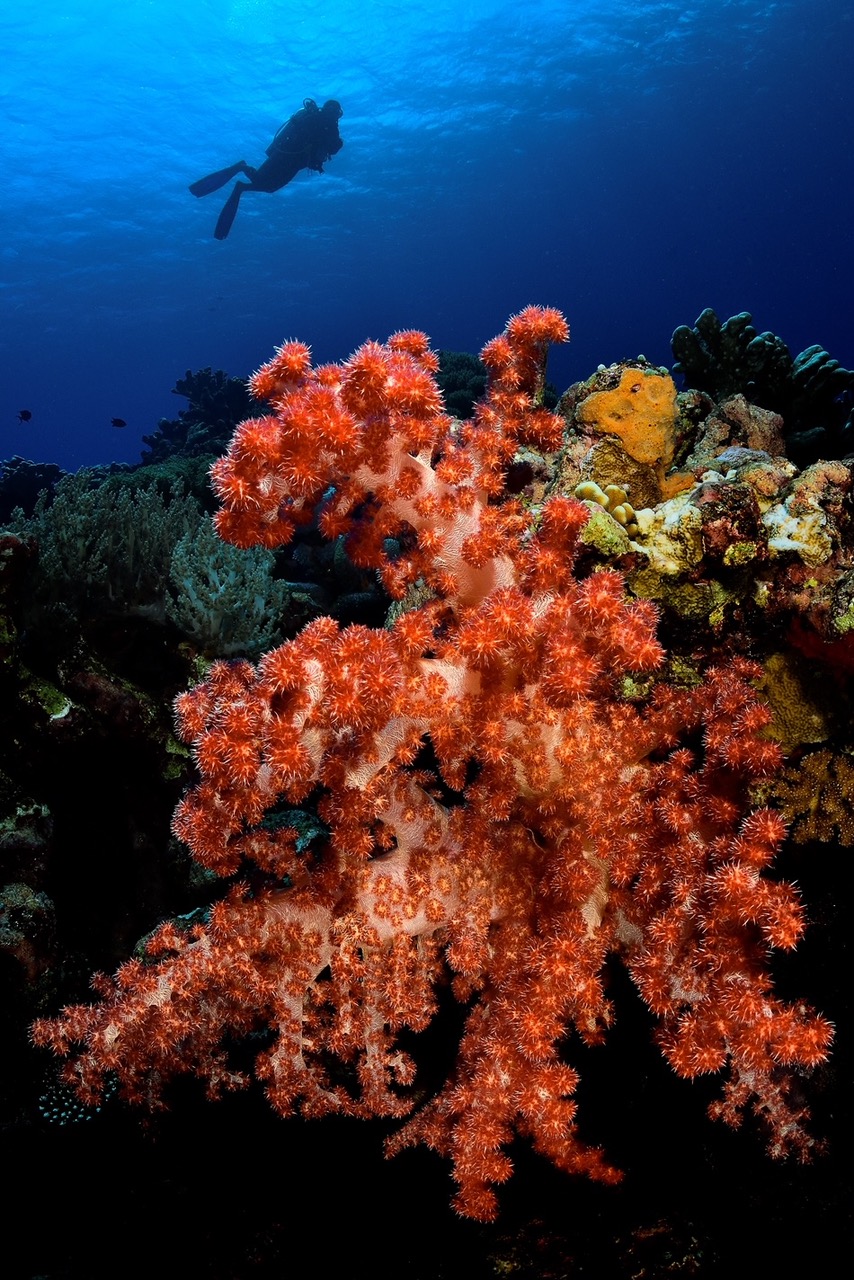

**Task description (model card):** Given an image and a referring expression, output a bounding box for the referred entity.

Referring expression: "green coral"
[167,516,289,657]
[10,471,290,658]
[21,675,72,721]
[577,501,633,557]
[722,540,758,567]
[9,471,200,620]
[831,570,854,635]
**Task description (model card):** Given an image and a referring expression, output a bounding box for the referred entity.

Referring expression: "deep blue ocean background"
[2,0,852,472]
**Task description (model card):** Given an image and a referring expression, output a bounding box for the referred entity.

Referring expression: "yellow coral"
[758,651,833,751]
[574,480,639,537]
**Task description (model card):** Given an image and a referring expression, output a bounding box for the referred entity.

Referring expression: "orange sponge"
[577,368,679,470]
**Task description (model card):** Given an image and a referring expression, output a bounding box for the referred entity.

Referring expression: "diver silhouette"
[190,98,344,240]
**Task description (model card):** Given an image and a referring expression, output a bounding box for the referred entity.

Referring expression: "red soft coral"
[33,309,831,1222]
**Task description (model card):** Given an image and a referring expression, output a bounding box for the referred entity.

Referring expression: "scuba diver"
[190,99,344,240]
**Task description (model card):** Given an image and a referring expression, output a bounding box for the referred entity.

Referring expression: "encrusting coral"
[33,308,833,1222]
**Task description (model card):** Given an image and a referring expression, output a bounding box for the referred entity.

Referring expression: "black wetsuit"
[189,100,344,239]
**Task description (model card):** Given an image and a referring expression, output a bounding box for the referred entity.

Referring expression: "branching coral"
[33,308,832,1221]
[141,366,257,464]
[765,749,854,845]
[167,515,289,658]
[10,472,201,621]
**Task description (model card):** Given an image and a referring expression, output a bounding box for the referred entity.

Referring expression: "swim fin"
[189,163,245,197]
[213,184,243,240]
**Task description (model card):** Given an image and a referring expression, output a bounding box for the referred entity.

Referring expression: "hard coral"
[764,748,854,845]
[33,309,832,1223]
[671,308,854,463]
[142,367,257,464]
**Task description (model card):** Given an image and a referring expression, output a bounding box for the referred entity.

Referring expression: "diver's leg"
[244,157,300,193]
[213,181,249,240]
[190,161,258,197]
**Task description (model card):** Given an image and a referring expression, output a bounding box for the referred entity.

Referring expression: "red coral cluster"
[33,307,832,1221]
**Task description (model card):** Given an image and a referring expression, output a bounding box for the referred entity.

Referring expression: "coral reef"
[556,371,853,645]
[10,471,289,657]
[671,308,854,463]
[10,471,202,623]
[141,366,258,465]
[33,309,833,1224]
[0,301,848,1277]
[0,455,66,523]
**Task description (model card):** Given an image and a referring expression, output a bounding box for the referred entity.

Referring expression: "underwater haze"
[2,0,852,472]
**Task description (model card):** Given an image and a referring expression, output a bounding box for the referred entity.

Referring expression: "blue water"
[2,0,851,472]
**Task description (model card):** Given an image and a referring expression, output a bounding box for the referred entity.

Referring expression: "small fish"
[110,417,127,428]
[17,409,32,423]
